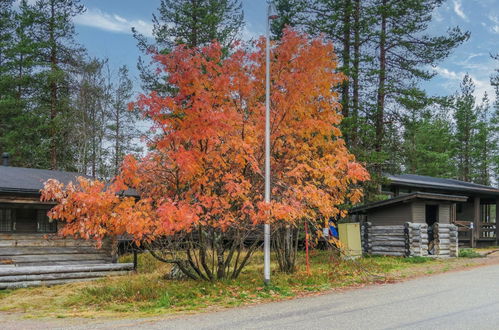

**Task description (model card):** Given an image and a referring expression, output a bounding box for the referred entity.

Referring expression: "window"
[0,208,13,232]
[37,209,57,233]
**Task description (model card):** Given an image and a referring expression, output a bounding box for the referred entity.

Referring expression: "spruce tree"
[490,54,499,185]
[371,0,468,161]
[133,0,244,95]
[30,0,85,170]
[472,93,492,185]
[0,0,47,168]
[454,74,477,182]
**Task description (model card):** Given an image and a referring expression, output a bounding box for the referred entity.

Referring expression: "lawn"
[0,249,494,319]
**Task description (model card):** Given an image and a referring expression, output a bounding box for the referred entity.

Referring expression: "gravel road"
[3,263,499,329]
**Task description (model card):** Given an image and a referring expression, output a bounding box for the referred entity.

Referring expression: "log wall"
[361,223,407,256]
[405,222,428,257]
[361,222,459,258]
[433,223,458,257]
[0,233,113,267]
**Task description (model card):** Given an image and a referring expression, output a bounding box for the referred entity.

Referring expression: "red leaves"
[40,28,369,244]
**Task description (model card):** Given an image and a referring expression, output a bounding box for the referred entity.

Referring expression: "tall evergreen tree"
[30,0,85,170]
[402,102,456,178]
[0,0,17,154]
[0,0,47,168]
[73,58,109,178]
[106,65,140,177]
[490,54,499,185]
[472,93,492,185]
[371,0,468,165]
[133,0,244,95]
[454,74,477,182]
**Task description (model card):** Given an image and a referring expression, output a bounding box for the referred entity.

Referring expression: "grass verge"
[0,250,496,319]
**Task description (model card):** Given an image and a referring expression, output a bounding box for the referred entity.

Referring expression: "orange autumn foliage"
[41,29,369,245]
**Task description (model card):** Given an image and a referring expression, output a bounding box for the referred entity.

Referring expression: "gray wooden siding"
[367,203,412,225]
[411,202,425,223]
[438,204,450,224]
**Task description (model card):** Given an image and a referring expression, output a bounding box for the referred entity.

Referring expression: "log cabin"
[351,174,499,255]
[0,153,133,289]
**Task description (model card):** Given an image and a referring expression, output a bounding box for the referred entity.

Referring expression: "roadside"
[1,249,498,323]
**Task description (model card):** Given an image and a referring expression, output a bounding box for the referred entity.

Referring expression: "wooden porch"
[454,197,499,248]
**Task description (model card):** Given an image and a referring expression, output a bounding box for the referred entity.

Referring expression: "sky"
[73,0,499,102]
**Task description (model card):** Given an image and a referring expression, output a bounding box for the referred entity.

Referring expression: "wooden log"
[372,225,405,230]
[371,247,405,253]
[0,277,101,289]
[0,270,130,282]
[0,260,114,267]
[0,247,104,256]
[371,236,406,242]
[0,240,98,248]
[370,231,405,236]
[8,254,111,265]
[370,251,405,257]
[0,263,134,276]
[370,241,406,247]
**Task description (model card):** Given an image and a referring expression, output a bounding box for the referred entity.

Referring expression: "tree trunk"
[375,0,387,156]
[49,0,58,170]
[341,0,352,144]
[351,0,361,148]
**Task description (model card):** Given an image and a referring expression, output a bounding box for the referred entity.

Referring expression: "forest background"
[1,0,499,199]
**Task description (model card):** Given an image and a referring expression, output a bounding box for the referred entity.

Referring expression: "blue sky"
[73,0,499,102]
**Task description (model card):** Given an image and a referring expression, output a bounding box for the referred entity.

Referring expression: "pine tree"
[371,0,469,162]
[402,99,456,178]
[73,58,109,178]
[271,0,307,40]
[106,65,140,177]
[490,54,499,185]
[0,0,47,168]
[30,0,85,170]
[454,74,477,182]
[472,93,492,185]
[133,0,244,95]
[0,0,17,154]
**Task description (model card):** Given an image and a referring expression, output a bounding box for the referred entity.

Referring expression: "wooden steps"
[0,263,134,289]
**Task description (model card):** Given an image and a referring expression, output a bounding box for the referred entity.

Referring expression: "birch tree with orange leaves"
[41,29,369,280]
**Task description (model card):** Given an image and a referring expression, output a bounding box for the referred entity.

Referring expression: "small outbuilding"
[350,174,499,257]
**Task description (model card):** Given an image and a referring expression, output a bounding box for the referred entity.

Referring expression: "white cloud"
[434,66,494,102]
[452,0,468,21]
[489,15,499,34]
[74,7,153,38]
[434,66,460,80]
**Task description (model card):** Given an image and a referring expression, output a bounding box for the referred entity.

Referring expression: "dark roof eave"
[350,192,468,213]
[386,174,499,196]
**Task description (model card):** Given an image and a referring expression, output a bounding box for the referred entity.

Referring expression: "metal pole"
[264,0,272,286]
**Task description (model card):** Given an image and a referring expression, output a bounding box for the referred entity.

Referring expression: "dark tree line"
[0,0,140,177]
[271,0,499,194]
[2,0,498,192]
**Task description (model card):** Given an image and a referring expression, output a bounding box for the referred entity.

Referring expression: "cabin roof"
[0,165,137,197]
[351,192,468,213]
[386,173,499,196]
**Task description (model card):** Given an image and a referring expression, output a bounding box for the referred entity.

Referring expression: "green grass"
[459,248,483,258]
[0,250,488,318]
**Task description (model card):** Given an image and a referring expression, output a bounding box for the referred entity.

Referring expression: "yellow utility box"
[338,223,362,259]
